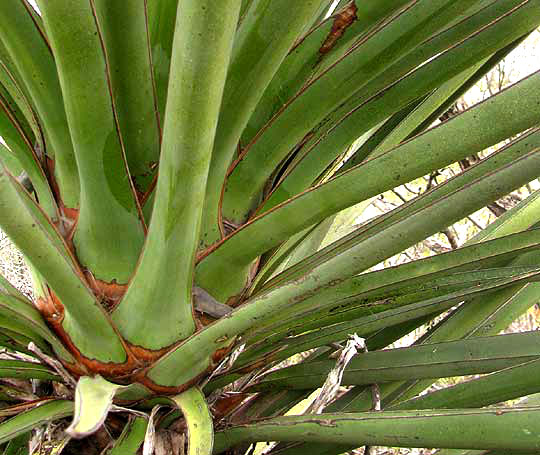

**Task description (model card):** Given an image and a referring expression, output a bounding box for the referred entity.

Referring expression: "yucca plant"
[1,0,540,453]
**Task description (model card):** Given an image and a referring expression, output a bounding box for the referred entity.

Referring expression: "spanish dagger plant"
[1,0,540,453]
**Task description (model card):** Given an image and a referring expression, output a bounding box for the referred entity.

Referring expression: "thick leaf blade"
[111,0,242,349]
[37,0,146,282]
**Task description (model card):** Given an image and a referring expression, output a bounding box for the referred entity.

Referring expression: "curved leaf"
[67,375,124,439]
[170,387,213,455]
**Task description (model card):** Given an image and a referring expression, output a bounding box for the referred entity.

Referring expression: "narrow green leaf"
[0,55,44,154]
[259,125,540,296]
[382,193,540,407]
[251,214,339,294]
[248,224,324,295]
[197,149,540,357]
[384,281,540,408]
[392,358,540,411]
[399,32,529,142]
[0,359,59,382]
[107,416,148,455]
[112,0,242,349]
[2,169,72,265]
[67,375,124,439]
[0,86,57,219]
[262,22,521,211]
[162,229,540,387]
[373,64,486,155]
[0,400,73,445]
[239,0,253,20]
[0,330,40,357]
[214,407,540,453]
[469,190,540,246]
[270,216,337,278]
[252,331,540,390]
[235,270,540,369]
[0,312,49,353]
[37,0,145,283]
[258,97,428,213]
[242,265,540,353]
[243,0,413,145]
[234,390,312,422]
[171,387,213,455]
[267,1,539,208]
